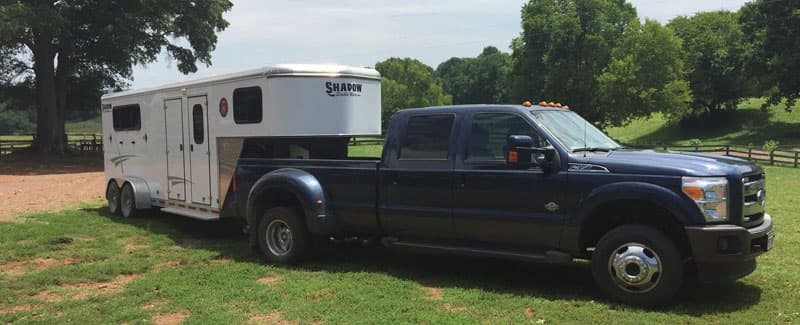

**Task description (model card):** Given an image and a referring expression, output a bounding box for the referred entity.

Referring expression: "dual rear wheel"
[106,181,138,218]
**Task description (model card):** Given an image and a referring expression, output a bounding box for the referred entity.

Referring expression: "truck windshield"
[530,110,621,152]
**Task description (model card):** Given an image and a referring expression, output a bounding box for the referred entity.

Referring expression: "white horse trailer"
[101,64,381,220]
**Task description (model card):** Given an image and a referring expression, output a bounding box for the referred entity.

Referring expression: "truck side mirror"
[506,135,557,170]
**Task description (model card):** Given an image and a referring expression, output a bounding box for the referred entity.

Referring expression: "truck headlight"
[682,177,728,222]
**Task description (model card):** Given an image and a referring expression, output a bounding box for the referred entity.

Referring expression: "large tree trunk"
[30,33,66,154]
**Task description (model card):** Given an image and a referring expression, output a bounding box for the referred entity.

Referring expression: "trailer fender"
[115,176,152,209]
[246,168,333,238]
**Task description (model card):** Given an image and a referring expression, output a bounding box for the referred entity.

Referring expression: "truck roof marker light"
[554,103,562,108]
[522,101,533,107]
[563,105,570,110]
[548,102,556,107]
[316,199,324,205]
[538,101,547,106]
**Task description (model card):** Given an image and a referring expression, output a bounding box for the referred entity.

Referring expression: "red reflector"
[232,170,238,193]
[508,151,519,163]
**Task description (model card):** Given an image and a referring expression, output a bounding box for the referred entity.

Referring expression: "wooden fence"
[349,137,800,168]
[0,133,103,155]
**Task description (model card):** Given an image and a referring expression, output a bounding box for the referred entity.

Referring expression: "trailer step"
[381,237,572,264]
[160,207,219,221]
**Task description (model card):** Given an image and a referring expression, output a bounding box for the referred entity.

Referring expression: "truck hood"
[579,149,762,177]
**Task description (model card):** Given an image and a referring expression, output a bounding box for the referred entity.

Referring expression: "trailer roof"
[102,64,381,100]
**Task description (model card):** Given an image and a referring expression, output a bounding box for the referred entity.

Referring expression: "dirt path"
[0,154,105,222]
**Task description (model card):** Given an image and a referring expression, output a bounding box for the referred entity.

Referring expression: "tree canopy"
[597,19,692,125]
[511,0,638,126]
[375,58,452,130]
[0,0,232,152]
[668,11,750,115]
[436,46,512,105]
[740,0,800,111]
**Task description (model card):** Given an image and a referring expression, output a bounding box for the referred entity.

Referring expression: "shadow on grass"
[0,152,103,176]
[84,206,763,315]
[629,108,800,145]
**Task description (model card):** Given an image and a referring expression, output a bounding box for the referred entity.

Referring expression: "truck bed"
[236,158,381,234]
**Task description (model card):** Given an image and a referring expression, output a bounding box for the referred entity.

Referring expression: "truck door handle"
[458,174,466,188]
[392,173,399,185]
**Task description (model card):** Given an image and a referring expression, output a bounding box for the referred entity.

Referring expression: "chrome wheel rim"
[608,242,662,293]
[266,219,293,256]
[107,184,120,213]
[121,187,133,217]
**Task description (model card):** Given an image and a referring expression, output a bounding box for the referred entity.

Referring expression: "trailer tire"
[120,183,139,218]
[256,207,313,264]
[107,182,121,216]
[591,224,683,306]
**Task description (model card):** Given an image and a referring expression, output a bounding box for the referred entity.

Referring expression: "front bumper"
[685,214,773,282]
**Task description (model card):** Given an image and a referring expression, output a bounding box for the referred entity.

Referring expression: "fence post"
[795,152,798,168]
[748,147,752,160]
[725,145,730,156]
[770,151,774,165]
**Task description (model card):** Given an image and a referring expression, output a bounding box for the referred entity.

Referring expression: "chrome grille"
[742,174,766,227]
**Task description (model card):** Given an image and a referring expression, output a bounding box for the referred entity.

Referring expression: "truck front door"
[380,113,458,239]
[453,112,565,249]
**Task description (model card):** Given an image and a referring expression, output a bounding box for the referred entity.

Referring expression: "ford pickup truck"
[230,104,773,306]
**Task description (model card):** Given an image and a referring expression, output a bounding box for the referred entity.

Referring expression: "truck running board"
[381,237,572,264]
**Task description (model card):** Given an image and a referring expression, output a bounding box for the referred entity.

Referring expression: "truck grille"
[742,173,766,228]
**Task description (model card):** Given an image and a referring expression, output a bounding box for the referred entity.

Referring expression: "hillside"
[605,99,800,146]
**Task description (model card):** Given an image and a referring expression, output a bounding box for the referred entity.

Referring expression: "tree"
[597,20,692,125]
[668,11,749,115]
[510,0,637,126]
[0,0,232,153]
[437,46,512,105]
[740,0,800,111]
[375,58,452,130]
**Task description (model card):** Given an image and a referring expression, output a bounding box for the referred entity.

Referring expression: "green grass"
[606,99,800,146]
[1,166,798,324]
[348,144,383,158]
[65,117,101,134]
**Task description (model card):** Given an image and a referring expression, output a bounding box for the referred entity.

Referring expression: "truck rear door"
[379,113,459,239]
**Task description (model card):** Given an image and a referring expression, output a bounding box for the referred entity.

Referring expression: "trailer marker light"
[219,98,229,117]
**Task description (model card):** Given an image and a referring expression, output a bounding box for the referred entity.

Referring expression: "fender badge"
[545,202,560,212]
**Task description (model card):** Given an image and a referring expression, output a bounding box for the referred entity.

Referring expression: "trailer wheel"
[591,224,684,306]
[106,181,121,215]
[256,207,312,264]
[120,183,139,218]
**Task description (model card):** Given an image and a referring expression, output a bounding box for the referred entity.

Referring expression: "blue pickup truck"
[231,104,773,306]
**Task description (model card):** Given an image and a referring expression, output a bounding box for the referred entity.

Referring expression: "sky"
[130,0,750,88]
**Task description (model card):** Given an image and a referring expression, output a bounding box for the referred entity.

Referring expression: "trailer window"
[112,104,141,131]
[233,86,262,124]
[192,104,204,144]
[400,114,454,160]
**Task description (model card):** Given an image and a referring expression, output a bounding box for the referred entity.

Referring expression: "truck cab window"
[192,104,204,144]
[233,86,263,124]
[400,114,454,160]
[468,113,547,161]
[112,104,141,131]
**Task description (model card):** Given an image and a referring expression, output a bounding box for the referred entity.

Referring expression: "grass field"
[606,99,800,146]
[1,166,798,324]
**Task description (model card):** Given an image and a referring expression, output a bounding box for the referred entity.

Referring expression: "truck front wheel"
[256,207,312,264]
[591,224,684,306]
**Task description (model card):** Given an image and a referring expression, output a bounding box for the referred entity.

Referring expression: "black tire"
[256,207,313,264]
[591,224,684,306]
[106,181,121,215]
[120,183,139,218]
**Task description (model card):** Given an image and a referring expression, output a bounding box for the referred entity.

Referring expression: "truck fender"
[576,181,700,226]
[114,176,153,209]
[246,168,333,239]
